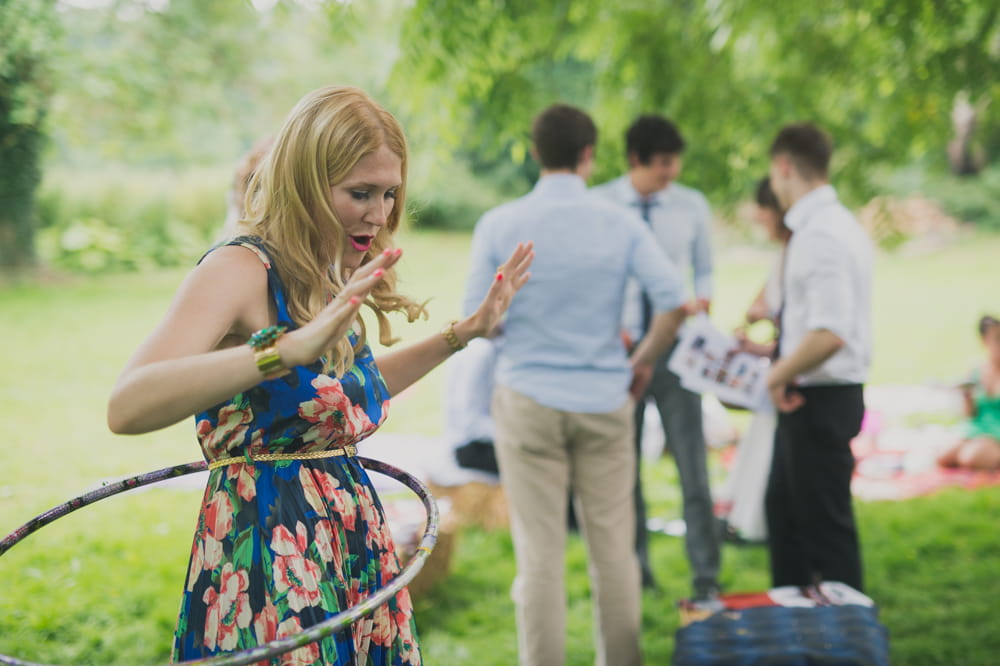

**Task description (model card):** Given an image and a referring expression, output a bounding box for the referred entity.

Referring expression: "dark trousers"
[765,384,865,592]
[634,351,720,595]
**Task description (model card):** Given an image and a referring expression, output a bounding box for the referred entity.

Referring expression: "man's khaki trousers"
[492,385,642,666]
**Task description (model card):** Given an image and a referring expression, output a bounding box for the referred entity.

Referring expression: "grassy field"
[1,228,999,664]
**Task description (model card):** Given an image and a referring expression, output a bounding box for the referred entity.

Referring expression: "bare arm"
[377,242,533,396]
[961,386,976,418]
[958,369,979,418]
[107,247,397,434]
[745,283,771,324]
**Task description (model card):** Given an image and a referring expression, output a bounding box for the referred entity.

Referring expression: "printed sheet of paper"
[667,314,772,410]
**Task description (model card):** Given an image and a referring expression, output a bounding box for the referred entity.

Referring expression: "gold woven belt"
[207,444,358,471]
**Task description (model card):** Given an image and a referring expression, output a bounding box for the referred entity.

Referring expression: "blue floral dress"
[172,237,421,665]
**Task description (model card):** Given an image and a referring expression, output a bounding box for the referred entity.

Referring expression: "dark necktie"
[636,198,655,336]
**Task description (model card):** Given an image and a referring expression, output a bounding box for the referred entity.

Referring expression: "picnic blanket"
[675,583,890,666]
[850,385,1000,501]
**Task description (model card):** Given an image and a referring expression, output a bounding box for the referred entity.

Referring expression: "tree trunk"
[0,118,42,272]
[947,93,984,177]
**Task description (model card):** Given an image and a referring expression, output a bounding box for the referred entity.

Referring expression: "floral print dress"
[172,237,420,665]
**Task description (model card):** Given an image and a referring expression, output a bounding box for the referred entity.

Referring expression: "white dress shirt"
[781,184,873,385]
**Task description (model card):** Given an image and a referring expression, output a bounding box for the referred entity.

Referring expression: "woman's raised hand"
[281,248,403,367]
[469,241,534,338]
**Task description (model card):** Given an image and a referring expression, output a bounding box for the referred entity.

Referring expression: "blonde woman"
[108,86,532,664]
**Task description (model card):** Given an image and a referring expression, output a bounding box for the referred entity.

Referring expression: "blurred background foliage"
[1,0,999,274]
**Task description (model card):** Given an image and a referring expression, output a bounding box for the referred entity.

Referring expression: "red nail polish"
[373,269,384,278]
[383,249,393,257]
[496,272,504,281]
[349,297,360,305]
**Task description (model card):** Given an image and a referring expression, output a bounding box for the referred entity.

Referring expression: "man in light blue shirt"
[592,115,721,601]
[463,104,686,666]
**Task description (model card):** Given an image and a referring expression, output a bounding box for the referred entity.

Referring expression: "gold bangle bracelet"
[248,325,291,380]
[254,344,290,380]
[442,320,466,352]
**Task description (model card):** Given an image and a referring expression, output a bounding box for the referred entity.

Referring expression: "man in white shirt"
[765,122,873,592]
[592,115,720,601]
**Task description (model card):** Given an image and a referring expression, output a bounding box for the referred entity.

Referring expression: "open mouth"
[349,235,374,252]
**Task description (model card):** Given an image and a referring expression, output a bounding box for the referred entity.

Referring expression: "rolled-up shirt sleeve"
[629,221,686,313]
[800,232,852,340]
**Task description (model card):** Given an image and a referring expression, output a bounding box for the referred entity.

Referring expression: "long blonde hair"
[242,86,426,375]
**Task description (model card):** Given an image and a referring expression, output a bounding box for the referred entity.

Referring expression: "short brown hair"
[531,104,597,170]
[626,115,685,164]
[979,314,1000,338]
[770,122,833,179]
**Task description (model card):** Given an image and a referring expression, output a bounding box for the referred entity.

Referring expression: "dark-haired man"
[764,122,873,592]
[592,115,720,602]
[463,104,687,666]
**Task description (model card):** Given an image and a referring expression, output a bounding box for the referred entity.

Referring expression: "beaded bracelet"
[247,325,291,380]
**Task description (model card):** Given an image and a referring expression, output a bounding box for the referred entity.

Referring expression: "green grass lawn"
[2,229,999,664]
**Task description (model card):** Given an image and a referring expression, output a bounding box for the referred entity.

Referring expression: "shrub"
[878,162,1000,231]
[35,166,228,273]
[405,156,514,231]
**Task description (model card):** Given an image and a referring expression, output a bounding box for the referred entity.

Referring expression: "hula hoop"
[0,457,439,666]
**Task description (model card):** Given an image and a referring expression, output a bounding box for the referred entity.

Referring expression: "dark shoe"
[454,439,498,474]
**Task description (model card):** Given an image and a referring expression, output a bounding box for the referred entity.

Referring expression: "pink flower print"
[186,539,204,592]
[228,462,257,503]
[271,522,322,612]
[204,491,234,537]
[369,603,394,648]
[203,586,220,651]
[353,616,374,660]
[313,519,335,564]
[313,518,347,589]
[299,465,360,532]
[337,488,358,532]
[379,548,400,580]
[201,563,251,651]
[299,466,342,515]
[298,375,375,448]
[393,591,420,662]
[202,491,234,570]
[276,616,320,666]
[346,575,364,607]
[357,484,380,528]
[197,402,253,460]
[358,486,390,552]
[252,598,279,646]
[203,535,224,571]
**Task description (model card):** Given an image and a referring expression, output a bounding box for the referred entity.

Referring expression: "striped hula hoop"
[0,457,439,666]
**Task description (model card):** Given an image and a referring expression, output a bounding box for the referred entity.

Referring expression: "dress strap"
[210,235,294,326]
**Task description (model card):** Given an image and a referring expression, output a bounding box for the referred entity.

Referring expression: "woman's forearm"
[107,344,269,435]
[376,318,480,397]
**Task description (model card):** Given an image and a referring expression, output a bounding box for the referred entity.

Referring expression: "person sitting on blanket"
[937,314,1000,471]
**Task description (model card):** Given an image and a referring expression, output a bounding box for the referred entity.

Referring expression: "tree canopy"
[0,0,59,269]
[3,0,998,270]
[393,0,1000,205]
